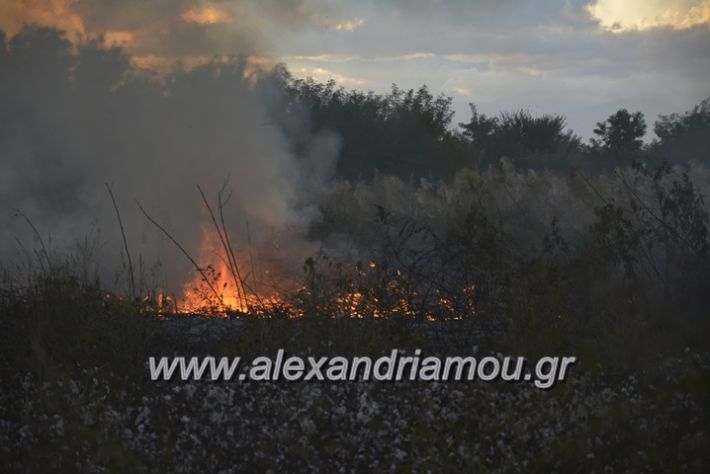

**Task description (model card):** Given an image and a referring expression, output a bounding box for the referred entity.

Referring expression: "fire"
[128,174,476,322]
[144,218,477,321]
[180,224,251,314]
[177,222,303,318]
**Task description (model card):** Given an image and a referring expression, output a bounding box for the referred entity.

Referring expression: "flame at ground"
[180,224,255,314]
[174,223,304,318]
[147,225,476,320]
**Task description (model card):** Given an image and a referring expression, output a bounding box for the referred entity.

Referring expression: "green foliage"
[282,82,709,174]
[460,105,581,169]
[591,108,647,159]
[285,79,466,179]
[652,98,710,164]
[498,110,568,155]
[459,104,582,169]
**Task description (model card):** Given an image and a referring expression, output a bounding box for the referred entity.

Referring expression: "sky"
[1,0,709,137]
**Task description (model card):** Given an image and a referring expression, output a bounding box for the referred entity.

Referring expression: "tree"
[591,109,646,157]
[459,104,498,155]
[460,105,576,169]
[652,98,710,164]
[497,110,568,156]
[284,80,465,179]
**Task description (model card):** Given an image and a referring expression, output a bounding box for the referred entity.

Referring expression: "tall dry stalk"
[196,184,249,311]
[13,209,50,275]
[105,183,136,299]
[136,200,221,302]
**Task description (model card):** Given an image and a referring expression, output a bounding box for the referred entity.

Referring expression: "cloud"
[283,54,360,63]
[587,0,710,32]
[332,18,365,32]
[285,52,436,63]
[0,0,86,37]
[450,87,471,97]
[292,66,369,86]
[103,30,135,47]
[180,5,232,25]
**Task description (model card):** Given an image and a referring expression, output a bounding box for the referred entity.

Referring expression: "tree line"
[280,75,710,180]
[2,25,708,183]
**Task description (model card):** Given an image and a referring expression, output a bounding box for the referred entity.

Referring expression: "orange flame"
[180,224,249,314]
[166,223,477,321]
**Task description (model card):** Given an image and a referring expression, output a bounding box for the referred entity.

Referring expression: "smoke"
[0,26,340,294]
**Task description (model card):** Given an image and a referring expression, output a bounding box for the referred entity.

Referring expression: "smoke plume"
[0,26,340,295]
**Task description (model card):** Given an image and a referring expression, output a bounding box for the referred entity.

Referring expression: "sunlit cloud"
[0,0,85,38]
[517,66,546,77]
[130,54,177,74]
[130,55,223,75]
[451,87,471,97]
[293,67,368,86]
[332,18,365,32]
[180,5,231,25]
[587,0,710,32]
[130,54,275,76]
[284,52,435,63]
[245,55,275,66]
[283,54,359,62]
[103,31,134,47]
[442,54,488,64]
[392,52,435,60]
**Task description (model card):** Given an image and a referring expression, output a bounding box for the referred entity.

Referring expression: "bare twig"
[197,185,248,311]
[105,183,136,299]
[13,237,34,276]
[218,189,263,310]
[245,220,259,294]
[135,200,220,301]
[218,179,259,305]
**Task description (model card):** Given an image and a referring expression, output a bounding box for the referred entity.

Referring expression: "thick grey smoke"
[0,26,340,295]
